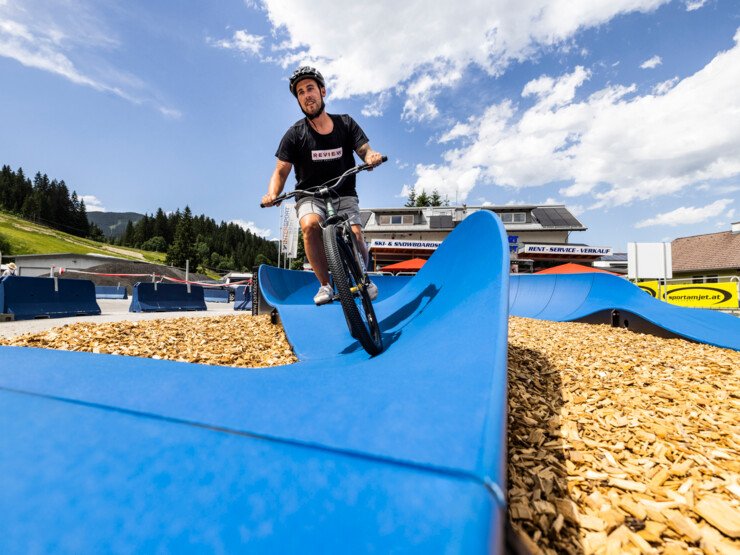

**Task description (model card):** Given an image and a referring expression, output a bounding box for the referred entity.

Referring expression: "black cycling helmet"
[289,66,325,96]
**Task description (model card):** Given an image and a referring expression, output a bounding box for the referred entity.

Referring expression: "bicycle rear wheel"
[323,223,383,355]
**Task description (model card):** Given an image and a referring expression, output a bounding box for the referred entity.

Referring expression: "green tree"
[416,190,430,207]
[255,253,274,267]
[141,235,168,252]
[88,222,105,242]
[429,189,443,207]
[290,230,306,270]
[405,189,417,207]
[0,231,12,255]
[166,206,196,267]
[122,220,135,246]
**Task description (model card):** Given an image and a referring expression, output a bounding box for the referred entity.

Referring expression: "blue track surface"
[510,273,740,350]
[0,211,511,554]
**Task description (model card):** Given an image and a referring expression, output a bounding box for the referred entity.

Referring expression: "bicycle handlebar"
[260,155,388,208]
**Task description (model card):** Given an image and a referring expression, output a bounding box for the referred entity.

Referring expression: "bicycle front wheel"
[323,224,383,355]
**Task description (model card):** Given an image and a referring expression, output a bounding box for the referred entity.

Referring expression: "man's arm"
[262,159,292,206]
[356,143,384,167]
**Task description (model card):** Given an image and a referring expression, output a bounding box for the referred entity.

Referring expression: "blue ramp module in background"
[0,211,510,554]
[510,273,740,351]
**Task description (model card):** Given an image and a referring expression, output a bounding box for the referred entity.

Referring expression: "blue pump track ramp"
[0,211,510,554]
[510,273,740,351]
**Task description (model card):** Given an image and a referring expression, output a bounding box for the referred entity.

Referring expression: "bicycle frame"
[261,158,387,355]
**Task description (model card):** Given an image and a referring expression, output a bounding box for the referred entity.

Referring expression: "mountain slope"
[87,211,145,238]
[0,210,164,263]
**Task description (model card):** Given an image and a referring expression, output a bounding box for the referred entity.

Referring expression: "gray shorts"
[295,195,362,226]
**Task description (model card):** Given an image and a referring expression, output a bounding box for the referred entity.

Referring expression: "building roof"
[672,229,740,272]
[361,204,585,232]
[598,253,628,262]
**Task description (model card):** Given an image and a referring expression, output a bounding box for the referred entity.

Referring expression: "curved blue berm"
[0,275,100,320]
[129,282,207,312]
[510,273,740,351]
[94,285,128,299]
[0,211,509,554]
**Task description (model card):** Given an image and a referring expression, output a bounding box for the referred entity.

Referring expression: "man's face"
[295,79,324,116]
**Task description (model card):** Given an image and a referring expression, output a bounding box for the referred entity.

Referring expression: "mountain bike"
[261,157,387,355]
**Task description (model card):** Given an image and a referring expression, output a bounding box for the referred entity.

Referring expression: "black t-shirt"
[275,114,369,198]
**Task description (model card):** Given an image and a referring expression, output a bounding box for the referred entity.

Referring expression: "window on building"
[378,215,414,225]
[692,275,719,284]
[500,212,527,224]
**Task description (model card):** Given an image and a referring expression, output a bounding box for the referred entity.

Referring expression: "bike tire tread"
[323,224,383,355]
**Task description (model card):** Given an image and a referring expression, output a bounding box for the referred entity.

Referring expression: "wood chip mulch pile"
[0,314,297,368]
[508,316,739,555]
[2,313,738,553]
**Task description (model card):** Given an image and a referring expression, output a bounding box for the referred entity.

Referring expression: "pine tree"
[416,190,430,207]
[405,189,417,207]
[166,206,196,268]
[77,197,90,237]
[429,189,442,207]
[153,208,168,244]
[123,220,135,246]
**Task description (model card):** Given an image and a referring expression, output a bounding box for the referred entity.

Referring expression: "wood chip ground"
[2,314,738,554]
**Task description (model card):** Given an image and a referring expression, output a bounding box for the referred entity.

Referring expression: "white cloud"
[210,29,264,55]
[412,30,740,207]
[80,195,105,212]
[640,55,662,69]
[652,76,678,95]
[258,0,670,120]
[230,219,272,238]
[361,91,391,118]
[685,0,707,11]
[635,199,734,228]
[0,0,179,117]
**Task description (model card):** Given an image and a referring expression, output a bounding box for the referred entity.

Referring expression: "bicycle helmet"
[289,66,325,96]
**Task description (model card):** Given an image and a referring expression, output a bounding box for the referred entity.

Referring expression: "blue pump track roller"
[509,273,740,351]
[0,211,510,554]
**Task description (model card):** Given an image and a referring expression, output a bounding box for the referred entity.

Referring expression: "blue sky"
[1,0,739,251]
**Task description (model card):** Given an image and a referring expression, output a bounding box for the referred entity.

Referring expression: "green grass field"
[0,210,165,263]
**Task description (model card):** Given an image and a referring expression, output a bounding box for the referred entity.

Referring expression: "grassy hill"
[0,209,165,263]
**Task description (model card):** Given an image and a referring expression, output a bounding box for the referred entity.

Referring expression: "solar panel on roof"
[532,207,583,228]
[532,208,554,226]
[555,207,582,227]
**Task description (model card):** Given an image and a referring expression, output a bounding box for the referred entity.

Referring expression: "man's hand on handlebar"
[363,150,385,170]
[261,193,280,207]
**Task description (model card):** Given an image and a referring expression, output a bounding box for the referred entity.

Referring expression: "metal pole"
[186,260,191,294]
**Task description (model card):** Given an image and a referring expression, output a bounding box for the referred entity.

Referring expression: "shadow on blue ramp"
[0,212,509,553]
[94,285,128,299]
[129,282,207,312]
[510,273,740,351]
[0,275,100,320]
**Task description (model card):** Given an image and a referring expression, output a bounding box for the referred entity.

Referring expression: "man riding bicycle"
[261,66,384,305]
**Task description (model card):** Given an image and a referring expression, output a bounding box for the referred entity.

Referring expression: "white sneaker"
[366,280,378,301]
[314,284,334,305]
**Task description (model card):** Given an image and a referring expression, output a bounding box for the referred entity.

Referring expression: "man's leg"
[351,224,370,269]
[301,213,330,285]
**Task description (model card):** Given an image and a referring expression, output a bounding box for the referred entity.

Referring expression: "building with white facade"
[361,204,610,272]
